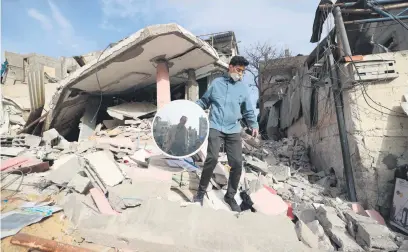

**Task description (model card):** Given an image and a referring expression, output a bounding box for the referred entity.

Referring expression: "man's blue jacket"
[196,74,259,134]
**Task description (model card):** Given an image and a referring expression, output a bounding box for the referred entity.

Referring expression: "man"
[164,116,189,156]
[193,56,259,212]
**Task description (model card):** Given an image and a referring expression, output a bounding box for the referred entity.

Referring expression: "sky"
[155,100,206,130]
[1,0,324,60]
[1,0,332,113]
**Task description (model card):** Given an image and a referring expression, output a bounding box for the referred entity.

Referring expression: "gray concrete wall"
[4,51,25,84]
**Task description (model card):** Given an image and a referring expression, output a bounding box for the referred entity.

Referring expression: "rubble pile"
[238,135,407,252]
[0,98,27,136]
[1,123,407,251]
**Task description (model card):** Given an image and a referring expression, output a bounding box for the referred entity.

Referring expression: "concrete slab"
[90,188,118,215]
[295,220,319,249]
[328,228,364,252]
[48,155,82,185]
[67,174,92,194]
[47,23,226,136]
[269,165,291,181]
[78,97,100,141]
[62,193,99,228]
[42,128,60,145]
[0,147,26,156]
[246,160,268,175]
[77,198,312,252]
[12,134,41,148]
[316,206,345,230]
[356,222,398,251]
[85,151,124,187]
[107,102,156,120]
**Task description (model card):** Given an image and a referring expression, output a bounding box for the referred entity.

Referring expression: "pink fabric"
[365,209,385,225]
[156,62,171,109]
[286,202,294,220]
[264,185,277,195]
[90,188,118,215]
[1,156,49,173]
[1,156,32,171]
[251,188,288,216]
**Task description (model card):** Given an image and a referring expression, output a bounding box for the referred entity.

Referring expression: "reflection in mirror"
[152,100,209,158]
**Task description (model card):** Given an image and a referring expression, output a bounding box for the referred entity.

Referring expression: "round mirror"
[152,100,209,158]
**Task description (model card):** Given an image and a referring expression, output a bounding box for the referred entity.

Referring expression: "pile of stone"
[237,135,407,252]
[2,125,408,251]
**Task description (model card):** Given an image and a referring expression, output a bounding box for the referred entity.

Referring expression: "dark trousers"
[198,129,243,198]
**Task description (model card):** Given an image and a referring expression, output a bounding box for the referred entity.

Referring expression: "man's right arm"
[196,83,214,110]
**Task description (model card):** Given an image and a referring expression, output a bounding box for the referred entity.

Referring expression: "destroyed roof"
[52,23,226,96]
[45,23,228,135]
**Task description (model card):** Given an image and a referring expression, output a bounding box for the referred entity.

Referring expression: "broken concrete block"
[248,175,268,194]
[251,187,288,216]
[398,240,408,252]
[316,206,345,230]
[344,210,378,226]
[356,222,398,251]
[48,155,82,185]
[67,174,92,194]
[306,220,325,238]
[295,220,319,249]
[295,205,317,224]
[246,160,268,175]
[269,165,291,181]
[85,151,124,187]
[328,228,365,252]
[129,149,151,167]
[107,102,157,120]
[348,202,367,216]
[103,119,123,129]
[42,128,61,145]
[0,147,26,156]
[108,184,143,212]
[12,134,41,148]
[78,197,311,252]
[365,209,385,225]
[264,154,278,165]
[90,188,118,215]
[62,193,99,228]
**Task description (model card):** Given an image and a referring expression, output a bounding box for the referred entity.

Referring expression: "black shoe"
[224,195,241,212]
[193,190,205,206]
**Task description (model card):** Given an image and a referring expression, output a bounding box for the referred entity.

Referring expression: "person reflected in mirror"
[164,116,189,156]
[193,56,259,212]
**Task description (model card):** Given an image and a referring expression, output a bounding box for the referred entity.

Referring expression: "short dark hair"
[229,56,249,67]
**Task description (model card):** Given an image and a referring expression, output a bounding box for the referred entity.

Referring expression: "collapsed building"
[1,24,234,140]
[1,6,408,252]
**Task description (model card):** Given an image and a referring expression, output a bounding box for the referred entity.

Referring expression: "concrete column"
[185,69,198,101]
[156,60,171,109]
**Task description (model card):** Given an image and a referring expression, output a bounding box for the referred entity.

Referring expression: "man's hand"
[252,128,259,138]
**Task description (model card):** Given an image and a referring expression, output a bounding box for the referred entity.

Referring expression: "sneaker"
[193,190,205,206]
[224,195,241,212]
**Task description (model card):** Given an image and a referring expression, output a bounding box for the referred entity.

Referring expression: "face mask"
[230,72,242,82]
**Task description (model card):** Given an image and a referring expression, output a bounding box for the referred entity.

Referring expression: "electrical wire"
[335,45,407,117]
[90,44,114,124]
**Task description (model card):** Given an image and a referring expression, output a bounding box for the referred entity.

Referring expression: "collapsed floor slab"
[69,198,312,252]
[45,23,227,137]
